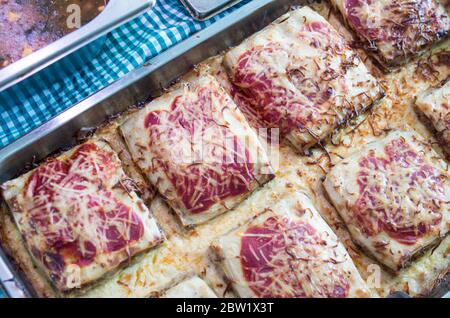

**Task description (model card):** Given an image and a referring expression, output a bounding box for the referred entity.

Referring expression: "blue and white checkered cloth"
[0,0,250,148]
[0,0,250,298]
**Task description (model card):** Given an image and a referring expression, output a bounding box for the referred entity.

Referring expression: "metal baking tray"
[0,0,448,298]
[0,0,292,298]
[180,0,243,20]
[0,0,156,96]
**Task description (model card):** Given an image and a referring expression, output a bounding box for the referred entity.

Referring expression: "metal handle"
[180,0,243,21]
[0,0,156,92]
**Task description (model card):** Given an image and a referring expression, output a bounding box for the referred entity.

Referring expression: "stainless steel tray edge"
[180,0,244,21]
[0,0,292,298]
[0,0,156,93]
[0,0,289,183]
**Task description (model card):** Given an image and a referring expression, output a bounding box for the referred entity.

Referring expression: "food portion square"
[162,276,217,298]
[1,140,163,292]
[223,6,383,152]
[330,0,450,68]
[416,81,450,159]
[120,75,274,227]
[324,131,449,271]
[211,192,370,298]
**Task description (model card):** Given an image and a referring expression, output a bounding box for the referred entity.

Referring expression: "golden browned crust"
[0,132,163,297]
[0,2,448,299]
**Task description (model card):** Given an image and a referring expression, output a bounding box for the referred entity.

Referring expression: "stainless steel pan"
[0,0,156,94]
[0,0,447,298]
[180,0,244,20]
[0,0,293,298]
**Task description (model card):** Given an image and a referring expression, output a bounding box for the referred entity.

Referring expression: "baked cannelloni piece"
[223,6,383,152]
[211,192,370,298]
[162,276,217,298]
[415,81,450,160]
[444,0,450,12]
[1,140,163,292]
[330,0,450,68]
[120,75,274,227]
[324,131,449,271]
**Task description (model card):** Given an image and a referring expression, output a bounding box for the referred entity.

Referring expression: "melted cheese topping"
[240,216,349,298]
[2,3,449,299]
[144,84,256,214]
[416,80,450,158]
[334,0,450,65]
[444,0,450,12]
[224,7,383,151]
[212,192,370,298]
[324,131,449,271]
[121,75,274,226]
[2,141,163,291]
[162,276,217,298]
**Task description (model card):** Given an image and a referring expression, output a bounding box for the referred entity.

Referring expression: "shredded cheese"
[342,0,450,64]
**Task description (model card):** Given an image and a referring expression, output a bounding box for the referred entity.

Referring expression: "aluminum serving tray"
[0,0,156,94]
[180,0,244,20]
[0,0,448,298]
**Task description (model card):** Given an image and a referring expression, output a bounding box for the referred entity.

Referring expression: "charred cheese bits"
[223,6,383,152]
[211,192,370,298]
[162,276,217,298]
[120,75,274,227]
[324,131,449,271]
[330,0,450,68]
[415,81,450,160]
[1,140,163,292]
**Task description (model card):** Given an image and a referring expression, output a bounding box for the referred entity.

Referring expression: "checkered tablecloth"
[0,0,250,148]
